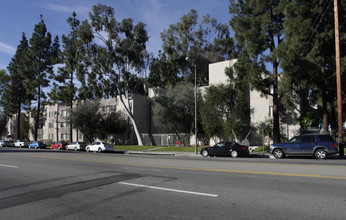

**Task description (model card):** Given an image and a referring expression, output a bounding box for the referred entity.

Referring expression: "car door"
[90,142,98,151]
[284,136,303,155]
[301,136,316,155]
[211,142,225,156]
[220,142,232,156]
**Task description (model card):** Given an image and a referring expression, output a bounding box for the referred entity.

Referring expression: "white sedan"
[85,142,113,153]
[14,140,29,148]
[66,142,86,151]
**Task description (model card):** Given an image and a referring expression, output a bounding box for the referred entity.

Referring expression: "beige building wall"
[249,89,272,125]
[209,59,237,85]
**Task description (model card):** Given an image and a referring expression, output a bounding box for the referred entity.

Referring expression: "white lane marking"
[119,182,218,197]
[0,163,18,168]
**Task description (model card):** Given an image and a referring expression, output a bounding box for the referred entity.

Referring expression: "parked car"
[269,134,338,159]
[14,140,29,148]
[85,142,113,153]
[0,140,13,147]
[28,141,46,149]
[50,142,67,150]
[66,142,86,151]
[200,141,250,158]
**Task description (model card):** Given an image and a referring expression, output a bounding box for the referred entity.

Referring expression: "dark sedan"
[201,141,249,158]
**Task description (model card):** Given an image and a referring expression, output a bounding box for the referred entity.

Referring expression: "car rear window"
[318,135,334,142]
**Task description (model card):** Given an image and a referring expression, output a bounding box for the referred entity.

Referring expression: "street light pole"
[194,64,198,154]
[186,57,198,154]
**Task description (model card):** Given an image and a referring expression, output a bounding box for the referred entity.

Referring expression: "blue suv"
[269,134,338,159]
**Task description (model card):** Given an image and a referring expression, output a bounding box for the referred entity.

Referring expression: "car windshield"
[289,136,303,144]
[214,142,225,147]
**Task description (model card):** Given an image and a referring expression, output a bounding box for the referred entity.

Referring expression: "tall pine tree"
[49,12,80,142]
[27,15,60,140]
[229,0,285,143]
[5,33,32,140]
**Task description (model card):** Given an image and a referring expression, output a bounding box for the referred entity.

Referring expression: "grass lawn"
[151,146,205,152]
[252,146,269,153]
[113,145,155,151]
[113,145,205,152]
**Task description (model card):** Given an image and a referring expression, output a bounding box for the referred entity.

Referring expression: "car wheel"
[35,146,37,149]
[74,147,78,151]
[58,147,61,150]
[230,150,238,158]
[86,147,90,152]
[98,148,102,153]
[315,149,327,159]
[273,149,284,158]
[201,149,209,157]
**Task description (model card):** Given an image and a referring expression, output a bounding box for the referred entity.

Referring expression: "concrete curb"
[123,150,201,157]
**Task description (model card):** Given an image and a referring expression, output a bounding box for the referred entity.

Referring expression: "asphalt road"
[1,148,346,220]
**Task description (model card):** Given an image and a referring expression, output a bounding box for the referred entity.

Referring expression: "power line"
[298,0,333,55]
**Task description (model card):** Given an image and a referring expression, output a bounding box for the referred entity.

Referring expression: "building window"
[37,134,43,140]
[61,134,70,140]
[102,105,116,113]
[48,123,54,128]
[270,85,274,95]
[61,110,70,117]
[60,122,70,128]
[49,112,55,118]
[269,106,273,117]
[48,134,54,140]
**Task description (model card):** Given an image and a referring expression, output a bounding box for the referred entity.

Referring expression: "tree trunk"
[272,64,281,143]
[117,89,143,146]
[16,87,22,140]
[321,66,328,133]
[70,100,73,142]
[34,86,41,141]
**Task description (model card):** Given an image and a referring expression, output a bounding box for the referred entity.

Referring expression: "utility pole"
[334,0,344,156]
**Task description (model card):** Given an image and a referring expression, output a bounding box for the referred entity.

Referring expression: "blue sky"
[0,0,230,70]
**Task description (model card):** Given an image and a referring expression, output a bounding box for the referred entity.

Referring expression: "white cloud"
[44,3,89,18]
[45,3,70,13]
[0,42,16,56]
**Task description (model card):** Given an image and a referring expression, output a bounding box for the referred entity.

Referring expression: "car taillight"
[242,147,246,150]
[333,143,337,148]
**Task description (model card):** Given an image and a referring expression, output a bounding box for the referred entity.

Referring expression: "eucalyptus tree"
[153,81,203,146]
[48,12,81,142]
[4,34,32,139]
[201,81,251,142]
[26,15,60,140]
[68,101,102,143]
[229,0,285,143]
[77,4,149,145]
[157,9,237,88]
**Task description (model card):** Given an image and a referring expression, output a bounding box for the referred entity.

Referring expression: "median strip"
[119,182,218,197]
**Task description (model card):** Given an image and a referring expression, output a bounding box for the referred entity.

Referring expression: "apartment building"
[5,94,150,144]
[208,60,300,145]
